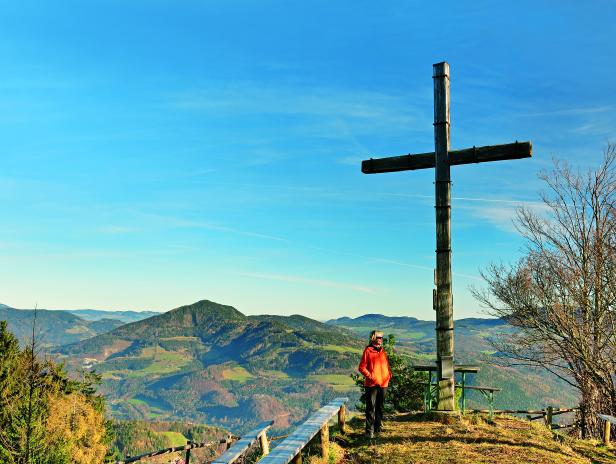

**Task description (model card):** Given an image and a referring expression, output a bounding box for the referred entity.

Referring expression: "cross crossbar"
[259,398,347,464]
[212,420,274,464]
[361,141,532,174]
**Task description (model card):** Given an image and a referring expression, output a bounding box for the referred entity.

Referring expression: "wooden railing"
[114,398,347,464]
[468,406,579,429]
[212,421,273,463]
[115,436,236,464]
[259,397,348,464]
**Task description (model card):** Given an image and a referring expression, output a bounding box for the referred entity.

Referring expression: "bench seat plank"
[463,385,501,392]
[598,414,616,425]
[259,398,347,464]
[213,420,274,464]
[419,381,501,392]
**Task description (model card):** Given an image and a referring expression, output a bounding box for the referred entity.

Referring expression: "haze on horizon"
[1,1,615,320]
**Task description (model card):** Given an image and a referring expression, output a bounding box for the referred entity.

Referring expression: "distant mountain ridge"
[67,309,161,323]
[0,304,160,347]
[327,313,507,355]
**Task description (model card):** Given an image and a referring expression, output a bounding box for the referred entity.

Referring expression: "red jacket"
[358,344,392,388]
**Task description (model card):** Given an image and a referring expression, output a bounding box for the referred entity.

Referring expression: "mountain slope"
[54,303,581,434]
[327,314,578,410]
[56,300,365,433]
[0,305,126,347]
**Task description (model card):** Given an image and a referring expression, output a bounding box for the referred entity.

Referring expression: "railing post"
[545,406,553,429]
[320,423,329,458]
[338,405,346,434]
[292,452,303,463]
[185,440,191,464]
[259,431,270,456]
[604,419,611,447]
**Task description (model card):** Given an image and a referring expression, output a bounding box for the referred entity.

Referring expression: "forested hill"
[0,304,125,347]
[55,300,365,433]
[328,313,579,411]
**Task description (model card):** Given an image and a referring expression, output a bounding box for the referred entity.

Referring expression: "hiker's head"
[369,330,384,347]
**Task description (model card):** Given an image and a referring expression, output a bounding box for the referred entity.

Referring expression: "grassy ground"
[158,431,188,447]
[323,413,616,464]
[221,365,254,382]
[308,374,356,392]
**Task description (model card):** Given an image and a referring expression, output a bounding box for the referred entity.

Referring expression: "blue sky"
[1,1,615,319]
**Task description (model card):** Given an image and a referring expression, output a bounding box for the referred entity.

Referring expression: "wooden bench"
[414,364,480,413]
[258,397,348,464]
[598,414,616,446]
[420,381,501,419]
[212,420,274,464]
[462,385,501,420]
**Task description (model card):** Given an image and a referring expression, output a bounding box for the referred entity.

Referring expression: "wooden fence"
[469,406,579,429]
[259,397,347,464]
[114,436,236,464]
[114,398,348,464]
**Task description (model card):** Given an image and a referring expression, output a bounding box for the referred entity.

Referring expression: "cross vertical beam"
[359,61,532,414]
[433,62,455,411]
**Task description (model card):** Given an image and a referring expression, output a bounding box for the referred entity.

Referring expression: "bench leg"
[260,432,270,456]
[320,423,329,459]
[338,405,346,434]
[489,391,494,421]
[424,372,431,411]
[461,372,466,414]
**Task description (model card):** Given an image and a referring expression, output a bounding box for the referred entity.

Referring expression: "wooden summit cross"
[361,62,532,411]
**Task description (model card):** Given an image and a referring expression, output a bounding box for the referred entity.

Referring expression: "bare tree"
[473,145,616,438]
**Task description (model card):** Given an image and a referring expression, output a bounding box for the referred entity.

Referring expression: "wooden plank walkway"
[212,420,274,464]
[259,398,348,464]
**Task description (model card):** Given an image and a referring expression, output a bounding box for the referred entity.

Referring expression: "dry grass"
[330,413,616,464]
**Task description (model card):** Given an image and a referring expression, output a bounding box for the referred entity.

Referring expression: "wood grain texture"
[338,405,346,435]
[433,61,455,411]
[212,421,274,464]
[361,141,532,174]
[320,423,329,458]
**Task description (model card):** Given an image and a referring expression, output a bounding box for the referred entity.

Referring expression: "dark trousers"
[365,386,386,433]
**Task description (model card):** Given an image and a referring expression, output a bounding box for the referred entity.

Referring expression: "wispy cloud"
[133,212,289,242]
[236,271,378,294]
[379,191,552,235]
[519,105,613,118]
[458,201,549,234]
[166,81,433,141]
[97,225,138,234]
[381,192,544,207]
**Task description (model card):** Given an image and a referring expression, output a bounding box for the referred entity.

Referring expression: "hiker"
[358,330,391,438]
